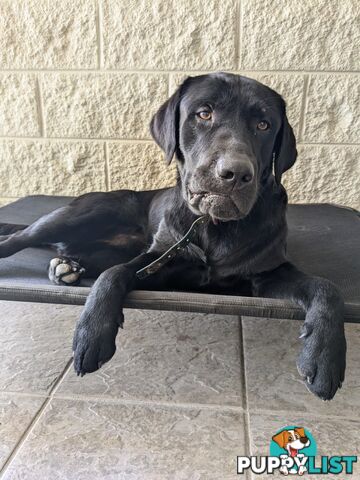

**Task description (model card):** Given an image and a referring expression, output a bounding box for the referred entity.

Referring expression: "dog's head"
[272,427,310,456]
[150,72,297,222]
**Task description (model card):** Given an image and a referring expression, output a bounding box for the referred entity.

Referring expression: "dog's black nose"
[216,157,254,187]
[300,436,308,444]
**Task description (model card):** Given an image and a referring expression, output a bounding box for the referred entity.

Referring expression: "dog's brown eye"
[197,111,212,121]
[257,120,269,131]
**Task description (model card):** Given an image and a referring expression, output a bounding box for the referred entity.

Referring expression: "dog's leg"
[72,252,161,375]
[252,262,346,400]
[0,206,72,258]
[0,223,27,236]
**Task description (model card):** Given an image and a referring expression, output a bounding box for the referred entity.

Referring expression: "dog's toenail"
[299,323,312,339]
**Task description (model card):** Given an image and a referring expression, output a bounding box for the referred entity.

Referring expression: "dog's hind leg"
[0,206,71,259]
[0,190,151,260]
[0,190,153,285]
[0,223,27,236]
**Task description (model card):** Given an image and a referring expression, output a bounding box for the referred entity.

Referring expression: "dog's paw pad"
[48,257,85,285]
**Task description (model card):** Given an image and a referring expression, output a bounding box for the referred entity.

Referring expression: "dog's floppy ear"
[273,103,297,184]
[272,430,288,449]
[150,77,191,164]
[295,427,306,438]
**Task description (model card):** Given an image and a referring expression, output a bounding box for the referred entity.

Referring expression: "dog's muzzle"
[188,188,242,221]
[185,155,257,221]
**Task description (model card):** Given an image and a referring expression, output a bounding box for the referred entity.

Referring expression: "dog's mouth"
[187,188,242,222]
[289,447,298,458]
[188,189,227,202]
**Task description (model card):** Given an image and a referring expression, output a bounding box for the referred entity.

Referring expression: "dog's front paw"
[297,320,346,400]
[72,308,124,376]
[49,257,85,285]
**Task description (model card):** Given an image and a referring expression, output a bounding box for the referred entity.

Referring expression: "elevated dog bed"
[0,195,359,322]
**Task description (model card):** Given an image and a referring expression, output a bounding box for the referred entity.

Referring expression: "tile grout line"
[96,0,104,69]
[240,406,360,422]
[51,392,246,413]
[0,136,154,144]
[239,316,252,459]
[104,141,111,191]
[0,68,359,75]
[238,0,244,70]
[0,136,359,147]
[235,0,242,69]
[297,74,310,142]
[298,141,360,146]
[0,358,74,478]
[0,391,51,400]
[35,75,46,138]
[1,388,357,422]
[48,358,75,397]
[167,73,172,98]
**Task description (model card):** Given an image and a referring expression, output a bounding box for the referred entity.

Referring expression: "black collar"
[136,215,208,279]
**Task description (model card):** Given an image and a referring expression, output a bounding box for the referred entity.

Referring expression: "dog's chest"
[186,225,285,282]
[185,238,250,281]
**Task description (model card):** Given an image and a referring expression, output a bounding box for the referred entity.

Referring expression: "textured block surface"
[103,0,237,70]
[43,73,168,139]
[0,0,97,68]
[108,142,177,190]
[0,140,106,196]
[241,0,360,70]
[283,145,360,209]
[0,75,40,136]
[0,0,358,212]
[303,74,360,143]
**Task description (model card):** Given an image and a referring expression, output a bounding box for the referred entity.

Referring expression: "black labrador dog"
[0,73,345,400]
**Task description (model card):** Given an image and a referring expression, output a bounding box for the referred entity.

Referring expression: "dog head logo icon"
[272,427,310,457]
[271,426,316,475]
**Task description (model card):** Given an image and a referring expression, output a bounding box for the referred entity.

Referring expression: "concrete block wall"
[0,0,359,208]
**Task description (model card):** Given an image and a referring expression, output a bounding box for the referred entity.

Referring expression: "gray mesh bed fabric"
[0,195,359,322]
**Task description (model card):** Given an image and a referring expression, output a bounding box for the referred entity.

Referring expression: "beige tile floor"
[0,301,359,479]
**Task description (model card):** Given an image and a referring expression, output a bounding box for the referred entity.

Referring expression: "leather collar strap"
[136,215,209,280]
